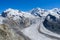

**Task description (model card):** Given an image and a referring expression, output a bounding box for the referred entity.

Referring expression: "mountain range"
[0,8,60,40]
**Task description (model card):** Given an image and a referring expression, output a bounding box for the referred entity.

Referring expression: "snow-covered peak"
[1,8,21,17]
[50,8,60,12]
[30,8,48,17]
[4,8,19,13]
[48,8,60,19]
[4,8,21,16]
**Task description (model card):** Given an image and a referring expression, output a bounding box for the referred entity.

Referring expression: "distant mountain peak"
[4,8,19,13]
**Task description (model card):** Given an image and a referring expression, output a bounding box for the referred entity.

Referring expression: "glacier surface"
[0,8,60,40]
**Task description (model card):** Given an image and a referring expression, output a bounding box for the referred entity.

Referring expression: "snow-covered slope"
[0,8,60,40]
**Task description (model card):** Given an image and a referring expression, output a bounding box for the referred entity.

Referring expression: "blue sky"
[0,0,60,12]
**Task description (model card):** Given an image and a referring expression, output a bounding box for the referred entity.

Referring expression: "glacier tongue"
[21,18,53,40]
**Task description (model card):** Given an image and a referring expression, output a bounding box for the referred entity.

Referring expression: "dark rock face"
[31,8,42,17]
[1,12,7,17]
[47,14,56,21]
[43,14,60,34]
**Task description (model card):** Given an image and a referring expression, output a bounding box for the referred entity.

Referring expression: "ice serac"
[0,8,60,40]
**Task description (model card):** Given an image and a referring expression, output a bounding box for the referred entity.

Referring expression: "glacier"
[0,8,60,40]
